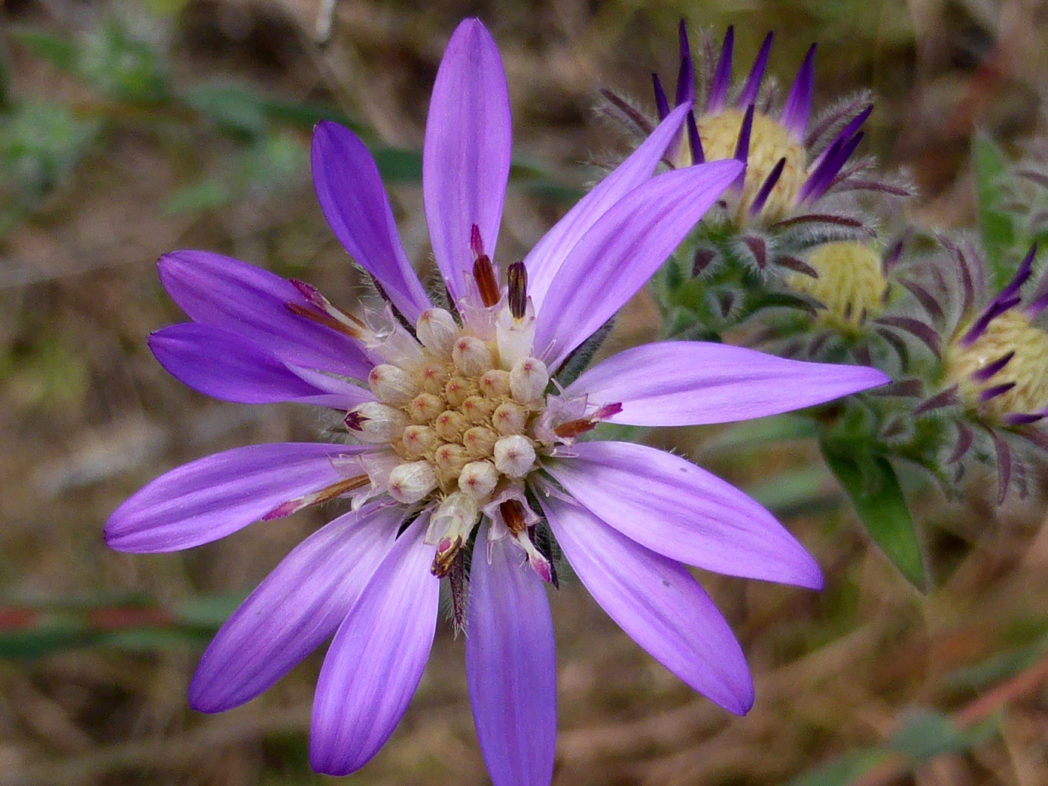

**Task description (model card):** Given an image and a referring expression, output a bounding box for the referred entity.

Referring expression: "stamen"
[508,262,528,319]
[553,402,623,438]
[431,536,463,578]
[471,224,500,308]
[499,499,528,535]
[262,474,370,520]
[286,303,361,339]
[289,279,365,331]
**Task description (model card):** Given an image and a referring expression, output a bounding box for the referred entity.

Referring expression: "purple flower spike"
[109,17,891,785]
[780,43,817,140]
[800,131,864,203]
[749,156,787,216]
[687,109,705,164]
[737,32,774,108]
[972,351,1015,382]
[706,25,735,114]
[733,103,755,170]
[652,72,671,121]
[675,19,695,106]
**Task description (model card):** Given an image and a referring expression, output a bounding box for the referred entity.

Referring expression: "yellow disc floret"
[788,242,887,328]
[947,311,1048,419]
[681,108,807,222]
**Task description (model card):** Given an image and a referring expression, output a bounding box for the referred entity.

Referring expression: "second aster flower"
[106,18,889,785]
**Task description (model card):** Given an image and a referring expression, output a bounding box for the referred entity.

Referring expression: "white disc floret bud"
[387,461,438,503]
[368,364,417,406]
[493,434,536,477]
[458,460,499,499]
[346,402,407,443]
[416,308,459,355]
[452,336,494,376]
[510,357,549,404]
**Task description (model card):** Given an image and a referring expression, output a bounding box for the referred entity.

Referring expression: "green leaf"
[162,179,230,215]
[972,134,1018,290]
[782,749,889,786]
[184,83,269,137]
[821,441,928,589]
[79,21,169,104]
[889,709,998,763]
[11,29,80,73]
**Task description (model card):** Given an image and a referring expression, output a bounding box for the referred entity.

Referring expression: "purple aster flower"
[107,19,889,784]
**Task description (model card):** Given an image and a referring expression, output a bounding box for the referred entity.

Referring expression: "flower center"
[683,107,807,221]
[348,307,551,509]
[948,310,1048,418]
[787,241,887,327]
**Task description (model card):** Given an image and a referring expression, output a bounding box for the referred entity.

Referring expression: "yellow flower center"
[679,107,807,222]
[948,310,1048,418]
[787,242,887,328]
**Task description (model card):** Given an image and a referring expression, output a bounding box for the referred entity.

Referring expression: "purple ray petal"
[190,503,402,712]
[734,103,755,168]
[808,104,872,172]
[466,526,556,786]
[565,341,888,427]
[311,122,433,322]
[737,32,773,108]
[539,494,753,714]
[534,159,742,370]
[547,441,821,588]
[675,20,695,107]
[310,515,439,775]
[148,323,372,409]
[706,26,734,114]
[106,443,370,552]
[423,19,512,307]
[158,251,371,379]
[780,44,816,140]
[524,104,691,313]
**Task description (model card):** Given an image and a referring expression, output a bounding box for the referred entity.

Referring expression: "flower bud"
[435,410,469,441]
[458,460,499,500]
[402,425,439,457]
[416,308,459,354]
[493,435,536,477]
[463,426,498,457]
[368,364,417,406]
[408,393,444,424]
[434,443,470,476]
[492,401,527,435]
[510,357,548,404]
[479,369,511,398]
[345,402,407,443]
[387,461,438,503]
[444,376,472,407]
[462,395,496,424]
[452,336,494,376]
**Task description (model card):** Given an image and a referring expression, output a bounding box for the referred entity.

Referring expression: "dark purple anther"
[980,382,1017,402]
[707,26,734,114]
[737,32,774,109]
[734,104,755,167]
[780,43,816,140]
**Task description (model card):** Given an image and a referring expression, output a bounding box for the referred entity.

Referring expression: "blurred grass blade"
[890,709,998,763]
[821,441,927,590]
[782,749,889,786]
[973,133,1018,290]
[11,29,80,73]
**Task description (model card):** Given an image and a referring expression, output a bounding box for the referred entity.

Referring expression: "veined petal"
[311,122,432,322]
[466,525,556,786]
[190,503,402,712]
[158,250,370,379]
[539,493,753,714]
[423,18,512,306]
[105,443,370,552]
[524,104,692,312]
[546,441,822,589]
[565,341,889,426]
[534,160,742,370]
[310,515,439,775]
[149,323,372,409]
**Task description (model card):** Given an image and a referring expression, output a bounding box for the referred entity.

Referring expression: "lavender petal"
[779,44,816,140]
[158,250,371,378]
[534,160,742,370]
[105,443,370,552]
[547,441,822,588]
[539,493,754,714]
[311,122,433,322]
[190,504,402,712]
[466,526,556,786]
[423,19,512,307]
[565,341,889,426]
[310,515,439,775]
[524,104,692,312]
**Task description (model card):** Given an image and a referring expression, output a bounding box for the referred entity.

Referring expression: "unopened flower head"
[788,241,889,328]
[646,23,883,227]
[944,244,1048,424]
[106,18,888,786]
